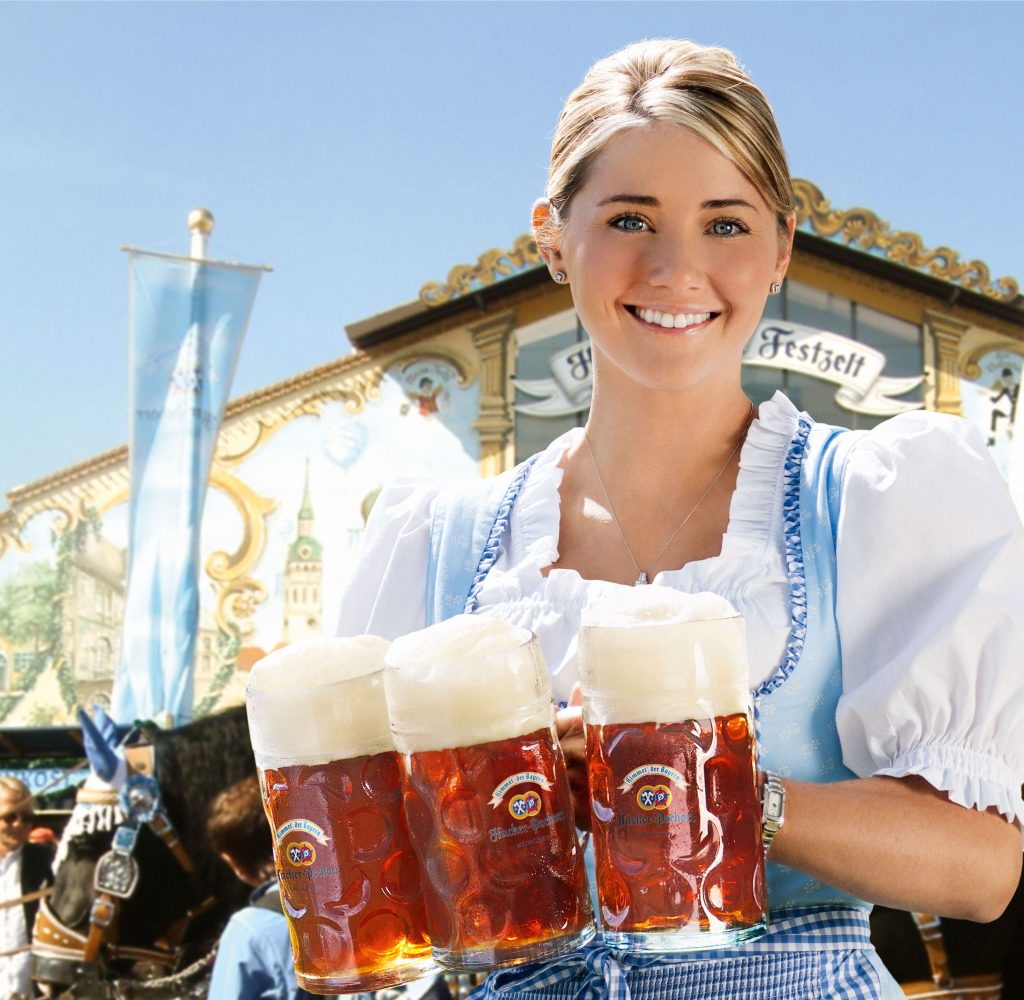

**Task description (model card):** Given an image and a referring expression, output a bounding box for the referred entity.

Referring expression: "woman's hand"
[555,687,591,832]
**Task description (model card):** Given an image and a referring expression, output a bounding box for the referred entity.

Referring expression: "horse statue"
[31,704,256,999]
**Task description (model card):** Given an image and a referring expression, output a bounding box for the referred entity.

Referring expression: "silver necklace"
[583,400,756,586]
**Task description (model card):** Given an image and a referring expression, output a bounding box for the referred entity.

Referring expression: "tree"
[0,561,59,657]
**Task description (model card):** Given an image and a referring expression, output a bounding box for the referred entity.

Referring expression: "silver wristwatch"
[761,771,786,852]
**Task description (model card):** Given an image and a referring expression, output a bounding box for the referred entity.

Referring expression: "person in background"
[0,777,53,1000]
[207,776,314,1000]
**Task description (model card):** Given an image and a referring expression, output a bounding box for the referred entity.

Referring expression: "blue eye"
[710,218,747,237]
[611,214,649,232]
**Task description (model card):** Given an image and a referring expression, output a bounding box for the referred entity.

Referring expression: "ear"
[532,198,565,276]
[774,213,796,283]
[78,707,123,784]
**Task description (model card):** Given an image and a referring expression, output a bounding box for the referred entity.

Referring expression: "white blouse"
[336,392,1024,827]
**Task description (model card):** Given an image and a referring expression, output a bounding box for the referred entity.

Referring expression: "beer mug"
[384,615,596,971]
[578,589,767,952]
[246,637,435,994]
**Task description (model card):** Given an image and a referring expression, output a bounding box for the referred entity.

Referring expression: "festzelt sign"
[514,321,922,418]
[514,341,595,417]
[743,321,923,416]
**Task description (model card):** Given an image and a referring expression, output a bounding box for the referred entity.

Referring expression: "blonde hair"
[537,39,793,250]
[0,776,33,810]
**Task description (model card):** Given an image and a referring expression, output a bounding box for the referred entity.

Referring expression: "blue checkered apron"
[426,417,903,999]
[470,906,900,999]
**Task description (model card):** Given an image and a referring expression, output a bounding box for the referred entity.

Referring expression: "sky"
[1,1,1022,500]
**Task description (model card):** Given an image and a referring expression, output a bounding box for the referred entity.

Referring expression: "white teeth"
[635,308,712,329]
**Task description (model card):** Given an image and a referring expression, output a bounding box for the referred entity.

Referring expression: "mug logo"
[637,784,672,811]
[508,791,542,820]
[489,771,553,808]
[287,841,316,866]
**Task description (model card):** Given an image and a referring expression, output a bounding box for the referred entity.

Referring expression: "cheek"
[710,247,775,301]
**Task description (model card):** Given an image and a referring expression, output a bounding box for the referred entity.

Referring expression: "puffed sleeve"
[334,478,440,640]
[834,411,1024,826]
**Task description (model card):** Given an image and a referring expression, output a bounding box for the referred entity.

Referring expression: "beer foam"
[246,635,395,766]
[579,587,751,724]
[384,615,554,754]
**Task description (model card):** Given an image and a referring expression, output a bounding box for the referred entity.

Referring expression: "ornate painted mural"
[0,352,483,725]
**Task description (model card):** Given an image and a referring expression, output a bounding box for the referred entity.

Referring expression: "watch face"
[94,851,140,899]
[764,786,785,821]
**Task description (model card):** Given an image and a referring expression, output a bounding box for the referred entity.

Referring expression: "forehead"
[578,122,767,209]
[0,789,22,808]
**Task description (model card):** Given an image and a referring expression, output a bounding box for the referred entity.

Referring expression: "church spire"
[296,459,315,541]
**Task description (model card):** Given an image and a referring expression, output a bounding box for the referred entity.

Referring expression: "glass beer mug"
[578,588,767,952]
[246,636,435,993]
[384,614,595,971]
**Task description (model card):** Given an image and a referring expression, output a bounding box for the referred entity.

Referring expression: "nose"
[642,231,706,291]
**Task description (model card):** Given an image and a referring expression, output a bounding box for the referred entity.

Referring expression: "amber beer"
[384,615,595,971]
[246,637,434,994]
[579,589,767,952]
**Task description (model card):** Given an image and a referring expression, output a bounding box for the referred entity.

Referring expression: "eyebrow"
[595,195,759,211]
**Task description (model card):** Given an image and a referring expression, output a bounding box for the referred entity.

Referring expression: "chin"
[594,341,744,396]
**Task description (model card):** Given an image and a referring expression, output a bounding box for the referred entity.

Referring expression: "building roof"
[346,179,1023,350]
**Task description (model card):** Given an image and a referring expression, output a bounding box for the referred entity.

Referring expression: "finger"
[555,705,584,739]
[569,683,583,707]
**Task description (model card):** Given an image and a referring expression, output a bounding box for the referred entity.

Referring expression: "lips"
[624,304,718,332]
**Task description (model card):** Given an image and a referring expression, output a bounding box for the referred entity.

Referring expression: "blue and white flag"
[110,250,265,727]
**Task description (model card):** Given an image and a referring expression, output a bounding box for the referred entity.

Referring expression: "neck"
[582,373,752,494]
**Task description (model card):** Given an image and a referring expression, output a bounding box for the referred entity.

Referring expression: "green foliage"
[26,704,59,726]
[0,561,58,649]
[0,510,99,723]
[193,623,241,718]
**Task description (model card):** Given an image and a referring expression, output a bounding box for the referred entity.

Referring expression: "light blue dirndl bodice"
[424,414,902,1000]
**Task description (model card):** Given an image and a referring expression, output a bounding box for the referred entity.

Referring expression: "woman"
[337,39,1024,998]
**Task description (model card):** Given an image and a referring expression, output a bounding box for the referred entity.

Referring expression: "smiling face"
[545,122,793,397]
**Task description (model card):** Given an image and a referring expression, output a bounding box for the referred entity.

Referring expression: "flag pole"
[188,208,214,261]
[111,209,267,728]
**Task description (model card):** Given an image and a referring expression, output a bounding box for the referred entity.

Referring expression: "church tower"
[281,461,323,644]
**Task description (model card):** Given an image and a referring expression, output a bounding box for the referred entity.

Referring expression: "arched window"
[94,638,113,679]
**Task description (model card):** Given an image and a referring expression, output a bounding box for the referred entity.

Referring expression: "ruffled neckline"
[503,391,803,592]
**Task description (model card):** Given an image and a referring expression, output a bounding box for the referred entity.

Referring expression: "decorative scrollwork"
[0,512,30,562]
[204,467,276,637]
[419,235,542,307]
[392,349,476,387]
[216,371,385,467]
[792,179,1019,302]
[959,339,1024,382]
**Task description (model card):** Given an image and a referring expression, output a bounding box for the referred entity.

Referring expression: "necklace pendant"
[635,571,649,586]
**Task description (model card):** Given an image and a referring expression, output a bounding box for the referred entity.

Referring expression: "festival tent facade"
[0,179,1021,730]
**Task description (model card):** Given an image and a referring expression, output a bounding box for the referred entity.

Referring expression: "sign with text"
[743,322,923,416]
[514,322,923,419]
[514,340,594,417]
